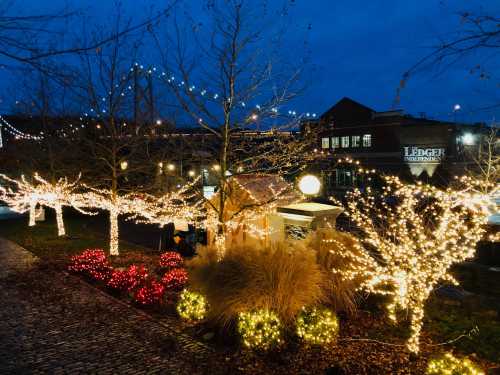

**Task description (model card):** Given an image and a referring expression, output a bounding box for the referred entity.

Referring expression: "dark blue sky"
[5,0,500,123]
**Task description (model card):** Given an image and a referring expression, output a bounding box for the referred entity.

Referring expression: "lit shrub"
[134,279,165,305]
[162,268,188,292]
[107,269,130,291]
[159,251,183,269]
[296,306,339,345]
[176,289,207,321]
[238,309,283,350]
[124,264,149,292]
[105,264,148,292]
[187,242,324,326]
[426,353,484,375]
[68,249,112,281]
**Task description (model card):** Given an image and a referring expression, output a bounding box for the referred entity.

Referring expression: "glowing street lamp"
[298,175,321,196]
[462,133,475,146]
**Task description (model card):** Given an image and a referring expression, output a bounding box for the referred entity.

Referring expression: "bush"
[177,289,208,321]
[238,309,283,350]
[124,264,149,291]
[106,264,148,293]
[162,268,188,292]
[68,249,112,281]
[107,269,131,291]
[187,242,324,326]
[159,251,183,269]
[304,228,366,315]
[296,306,339,345]
[426,353,484,375]
[134,279,165,305]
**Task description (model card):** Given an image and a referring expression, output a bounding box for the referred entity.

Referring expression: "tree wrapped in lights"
[0,173,85,236]
[127,177,203,230]
[71,188,140,256]
[340,176,497,353]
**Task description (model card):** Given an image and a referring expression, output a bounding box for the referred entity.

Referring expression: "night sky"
[3,0,500,124]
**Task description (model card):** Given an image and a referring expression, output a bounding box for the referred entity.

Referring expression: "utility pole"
[147,68,155,135]
[133,65,139,134]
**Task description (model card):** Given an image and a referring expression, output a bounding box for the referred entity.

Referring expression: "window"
[321,137,330,149]
[334,168,353,187]
[363,134,372,147]
[331,137,339,149]
[341,136,349,148]
[352,135,360,147]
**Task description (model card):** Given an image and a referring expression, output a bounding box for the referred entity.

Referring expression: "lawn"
[1,212,499,372]
[0,210,154,269]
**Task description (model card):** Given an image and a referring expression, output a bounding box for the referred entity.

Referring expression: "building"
[303,97,492,196]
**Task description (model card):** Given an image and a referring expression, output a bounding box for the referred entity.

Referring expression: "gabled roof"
[321,97,375,125]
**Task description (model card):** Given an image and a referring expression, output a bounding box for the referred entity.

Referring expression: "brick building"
[303,97,491,196]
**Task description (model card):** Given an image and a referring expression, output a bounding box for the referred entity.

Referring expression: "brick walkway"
[0,237,229,374]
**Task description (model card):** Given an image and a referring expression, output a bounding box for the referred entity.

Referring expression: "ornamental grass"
[304,228,366,315]
[187,241,324,327]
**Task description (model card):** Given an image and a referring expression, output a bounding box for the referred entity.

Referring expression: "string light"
[127,176,203,230]
[0,115,43,141]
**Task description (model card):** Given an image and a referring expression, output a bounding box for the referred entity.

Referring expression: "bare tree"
[152,0,314,256]
[397,11,500,109]
[0,1,176,74]
[71,9,167,255]
[463,126,499,194]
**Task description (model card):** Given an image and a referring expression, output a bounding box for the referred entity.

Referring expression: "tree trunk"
[55,203,65,236]
[109,209,119,256]
[29,201,36,227]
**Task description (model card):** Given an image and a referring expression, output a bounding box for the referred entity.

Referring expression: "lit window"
[362,134,372,147]
[331,137,339,149]
[352,135,360,147]
[341,136,349,148]
[321,137,330,149]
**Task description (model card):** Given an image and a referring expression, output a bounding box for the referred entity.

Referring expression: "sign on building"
[403,146,445,163]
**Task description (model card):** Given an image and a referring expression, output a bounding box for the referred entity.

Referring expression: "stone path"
[0,237,229,374]
[0,237,38,278]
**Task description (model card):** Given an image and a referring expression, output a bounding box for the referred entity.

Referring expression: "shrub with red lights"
[125,264,148,291]
[107,269,131,291]
[68,249,112,281]
[162,268,188,292]
[159,251,183,269]
[134,279,165,305]
[107,265,149,292]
